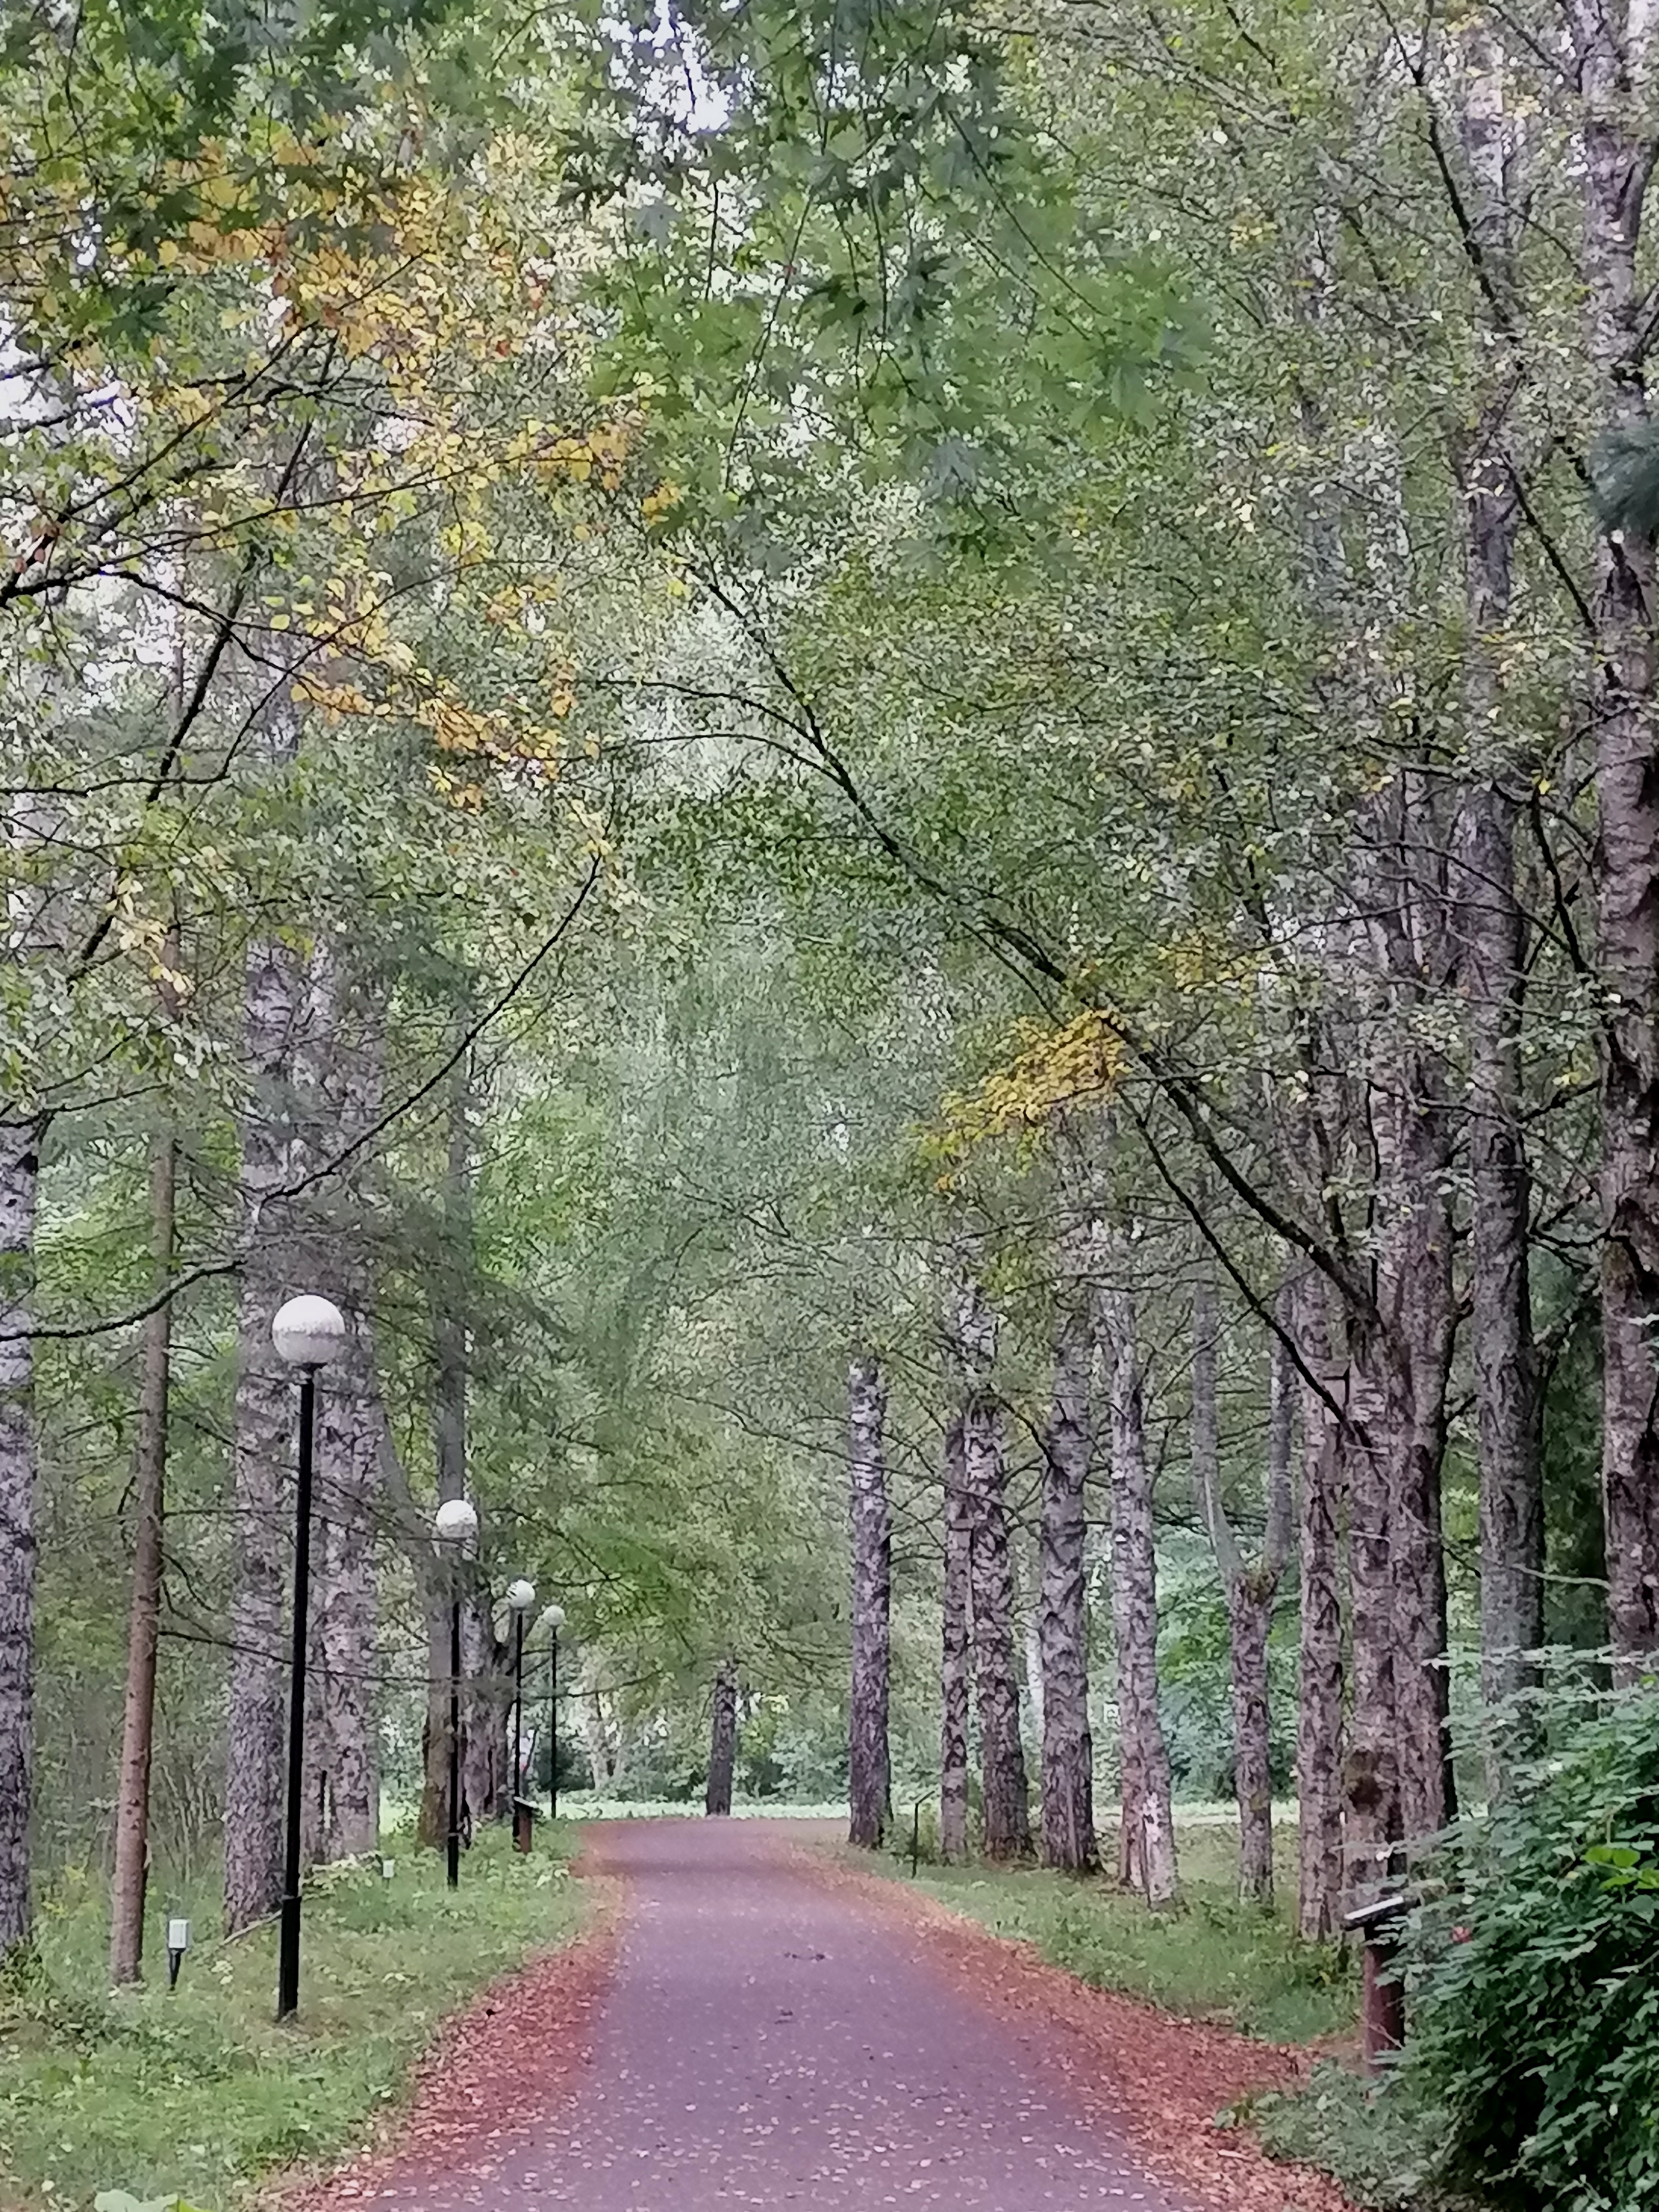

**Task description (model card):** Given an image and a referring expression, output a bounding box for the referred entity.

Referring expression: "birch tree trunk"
[1099,1274,1177,1907]
[1038,1269,1095,1873]
[1444,14,1545,1771]
[939,1417,972,1863]
[1294,1272,1347,1940]
[847,1352,891,1849]
[705,1656,738,1816]
[223,931,302,1934]
[958,1282,1031,1861]
[1568,0,1659,1671]
[109,1124,176,1980]
[1192,1270,1292,1905]
[0,1112,41,1959]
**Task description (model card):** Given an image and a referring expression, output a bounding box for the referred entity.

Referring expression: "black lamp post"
[538,1602,565,1821]
[434,1497,479,1890]
[272,1293,346,2023]
[506,1578,536,1851]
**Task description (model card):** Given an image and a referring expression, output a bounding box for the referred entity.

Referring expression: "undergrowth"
[870,1814,1355,2043]
[0,1822,585,2212]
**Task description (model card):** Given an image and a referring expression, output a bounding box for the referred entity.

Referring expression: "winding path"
[369,1818,1198,2211]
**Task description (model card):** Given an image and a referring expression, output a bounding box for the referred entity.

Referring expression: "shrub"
[1402,1688,1659,2210]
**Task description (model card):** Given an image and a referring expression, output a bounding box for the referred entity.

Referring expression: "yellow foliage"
[931,1010,1124,1165]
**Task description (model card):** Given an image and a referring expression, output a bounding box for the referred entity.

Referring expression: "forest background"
[4,1,1659,2208]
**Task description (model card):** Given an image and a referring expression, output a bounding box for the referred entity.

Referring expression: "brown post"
[1345,1893,1409,2074]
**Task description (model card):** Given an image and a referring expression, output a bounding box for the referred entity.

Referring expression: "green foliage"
[0,1828,585,2211]
[1394,1691,1659,2211]
[1248,2063,1452,2211]
[869,1817,1355,2044]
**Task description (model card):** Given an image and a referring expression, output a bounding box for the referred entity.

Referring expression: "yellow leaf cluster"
[931,1010,1125,1165]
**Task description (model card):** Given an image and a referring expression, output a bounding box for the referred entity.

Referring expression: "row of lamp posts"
[272,1296,564,2020]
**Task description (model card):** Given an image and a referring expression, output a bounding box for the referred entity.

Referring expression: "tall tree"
[1295,1272,1347,1940]
[939,1417,972,1864]
[1192,1271,1293,1906]
[846,1352,891,1850]
[1099,1269,1176,1907]
[1037,1213,1097,1874]
[1571,0,1659,1672]
[0,1113,40,1958]
[958,1281,1031,1861]
[109,1109,178,1979]
[705,1656,738,1817]
[222,914,304,1934]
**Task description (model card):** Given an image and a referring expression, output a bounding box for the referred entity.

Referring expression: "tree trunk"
[314,1325,379,1858]
[939,1417,971,1863]
[1193,1270,1291,1906]
[223,932,301,1934]
[1295,1272,1347,1940]
[958,1282,1031,1861]
[1448,0,1544,1775]
[305,954,384,1862]
[421,1055,472,1838]
[1568,0,1659,1672]
[463,1599,508,1826]
[1038,1268,1095,1873]
[0,1112,41,1959]
[109,1125,176,1980]
[705,1656,738,1816]
[579,1653,618,1792]
[847,1352,891,1849]
[1100,1275,1177,1907]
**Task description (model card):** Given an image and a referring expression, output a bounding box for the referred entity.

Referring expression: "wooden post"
[1344,1892,1409,2075]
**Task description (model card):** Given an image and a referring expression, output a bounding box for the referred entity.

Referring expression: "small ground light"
[166,1917,190,1991]
[381,1858,395,1881]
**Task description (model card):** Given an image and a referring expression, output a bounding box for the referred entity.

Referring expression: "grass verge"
[863,1814,1356,2044]
[0,1822,586,2212]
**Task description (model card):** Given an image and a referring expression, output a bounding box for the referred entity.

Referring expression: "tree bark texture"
[958,1282,1031,1861]
[1295,1272,1347,1940]
[1192,1270,1292,1906]
[223,932,302,1934]
[304,948,384,1861]
[1038,1264,1096,1874]
[0,1113,40,1959]
[940,1417,972,1863]
[109,1126,176,1981]
[846,1352,891,1849]
[1451,22,1545,1752]
[421,1053,472,1838]
[1100,1275,1177,1907]
[705,1656,738,1816]
[1568,0,1659,1670]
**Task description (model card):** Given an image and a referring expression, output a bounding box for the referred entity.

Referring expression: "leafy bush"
[1402,1688,1659,2210]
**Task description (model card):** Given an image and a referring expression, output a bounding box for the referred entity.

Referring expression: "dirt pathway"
[316,1819,1343,2212]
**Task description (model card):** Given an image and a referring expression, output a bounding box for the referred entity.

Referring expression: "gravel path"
[366,1817,1199,2212]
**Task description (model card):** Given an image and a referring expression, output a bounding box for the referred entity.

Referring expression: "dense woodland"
[6,0,1659,2201]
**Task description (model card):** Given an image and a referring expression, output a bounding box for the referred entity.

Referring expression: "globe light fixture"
[434,1496,479,1550]
[271,1294,346,1371]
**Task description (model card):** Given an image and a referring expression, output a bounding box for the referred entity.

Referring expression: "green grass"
[864,1809,1357,2044]
[0,1823,588,2212]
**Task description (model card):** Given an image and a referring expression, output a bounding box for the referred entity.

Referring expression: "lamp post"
[272,1293,346,2023]
[434,1497,479,1890]
[506,1579,536,1851]
[538,1603,565,1822]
